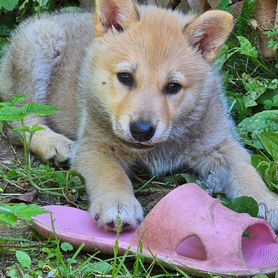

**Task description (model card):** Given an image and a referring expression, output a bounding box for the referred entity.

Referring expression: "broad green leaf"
[241,74,277,108]
[252,154,277,191]
[252,154,269,171]
[237,110,278,149]
[23,103,58,116]
[1,0,19,11]
[251,154,270,182]
[0,206,13,214]
[236,36,258,58]
[0,106,25,122]
[0,204,48,226]
[30,125,45,133]
[12,204,48,221]
[257,132,278,160]
[0,96,25,107]
[61,242,74,252]
[16,250,32,269]
[0,213,17,226]
[10,95,26,106]
[0,102,57,122]
[226,196,259,217]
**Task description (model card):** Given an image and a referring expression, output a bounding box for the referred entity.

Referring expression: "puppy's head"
[89,0,233,150]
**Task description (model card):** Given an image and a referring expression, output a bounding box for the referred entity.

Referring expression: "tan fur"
[0,0,277,231]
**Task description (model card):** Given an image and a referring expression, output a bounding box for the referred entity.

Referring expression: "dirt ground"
[0,135,168,276]
[0,137,24,274]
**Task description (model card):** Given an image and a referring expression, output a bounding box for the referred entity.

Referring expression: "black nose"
[130,121,155,142]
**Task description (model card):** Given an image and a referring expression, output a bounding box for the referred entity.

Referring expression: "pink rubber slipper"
[33,183,278,276]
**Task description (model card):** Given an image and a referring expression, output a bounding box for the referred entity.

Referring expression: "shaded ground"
[0,135,22,166]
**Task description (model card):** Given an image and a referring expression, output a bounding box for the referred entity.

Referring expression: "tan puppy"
[0,0,277,231]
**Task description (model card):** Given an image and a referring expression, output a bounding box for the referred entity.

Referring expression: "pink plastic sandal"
[33,183,278,276]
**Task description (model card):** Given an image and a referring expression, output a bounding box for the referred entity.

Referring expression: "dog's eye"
[117,72,134,87]
[164,82,182,95]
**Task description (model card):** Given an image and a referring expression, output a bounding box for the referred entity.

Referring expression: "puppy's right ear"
[94,0,139,37]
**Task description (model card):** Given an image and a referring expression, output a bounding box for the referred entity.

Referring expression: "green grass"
[0,0,278,277]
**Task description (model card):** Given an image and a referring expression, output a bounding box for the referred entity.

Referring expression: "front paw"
[89,193,144,232]
[31,131,73,167]
[257,192,278,231]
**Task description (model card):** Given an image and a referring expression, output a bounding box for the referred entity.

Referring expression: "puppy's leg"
[72,141,143,232]
[192,139,278,230]
[8,115,73,167]
[0,20,73,167]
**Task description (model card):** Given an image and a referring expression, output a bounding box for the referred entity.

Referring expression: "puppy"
[0,0,277,231]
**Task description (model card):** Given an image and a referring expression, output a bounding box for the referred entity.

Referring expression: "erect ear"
[94,0,139,37]
[184,10,234,63]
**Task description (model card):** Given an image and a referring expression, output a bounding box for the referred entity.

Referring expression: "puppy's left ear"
[184,10,234,63]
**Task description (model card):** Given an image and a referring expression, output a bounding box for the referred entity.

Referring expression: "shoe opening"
[242,223,278,268]
[175,235,207,261]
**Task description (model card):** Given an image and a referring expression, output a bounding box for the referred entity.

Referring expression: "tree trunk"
[255,0,277,59]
